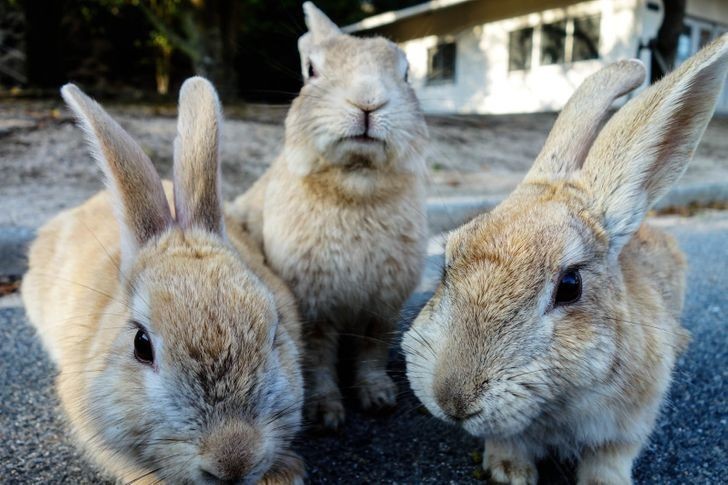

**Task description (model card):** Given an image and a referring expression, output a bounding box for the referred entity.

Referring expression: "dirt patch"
[1,101,727,229]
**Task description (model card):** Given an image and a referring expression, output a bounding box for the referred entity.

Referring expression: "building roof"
[342,0,477,33]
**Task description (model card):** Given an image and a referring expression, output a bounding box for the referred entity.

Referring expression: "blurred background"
[0,0,726,106]
[1,0,727,232]
[0,0,424,101]
[1,0,727,235]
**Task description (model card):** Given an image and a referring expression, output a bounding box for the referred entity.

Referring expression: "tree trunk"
[155,46,172,95]
[187,0,239,100]
[650,0,686,83]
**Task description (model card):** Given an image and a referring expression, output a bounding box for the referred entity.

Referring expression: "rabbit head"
[404,36,728,440]
[61,78,302,483]
[283,2,427,176]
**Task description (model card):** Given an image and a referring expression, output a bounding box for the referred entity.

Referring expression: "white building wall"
[401,0,728,114]
[404,0,642,114]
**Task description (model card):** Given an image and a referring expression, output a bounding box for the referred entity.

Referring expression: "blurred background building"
[346,0,728,114]
[1,0,727,113]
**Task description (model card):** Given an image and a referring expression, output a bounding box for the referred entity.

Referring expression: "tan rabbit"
[403,36,728,485]
[229,2,428,429]
[22,78,305,484]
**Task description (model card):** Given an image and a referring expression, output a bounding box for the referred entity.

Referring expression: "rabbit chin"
[461,407,535,440]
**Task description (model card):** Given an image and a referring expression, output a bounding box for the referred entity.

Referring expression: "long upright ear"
[173,77,224,235]
[524,60,646,183]
[302,2,341,43]
[61,84,173,269]
[582,34,728,257]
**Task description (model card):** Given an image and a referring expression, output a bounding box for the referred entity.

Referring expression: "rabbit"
[228,2,428,430]
[21,77,306,484]
[402,35,728,485]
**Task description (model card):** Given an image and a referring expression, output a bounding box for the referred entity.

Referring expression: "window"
[508,27,533,71]
[427,42,456,83]
[541,20,567,65]
[675,25,693,66]
[572,15,600,61]
[699,28,712,48]
[509,15,601,71]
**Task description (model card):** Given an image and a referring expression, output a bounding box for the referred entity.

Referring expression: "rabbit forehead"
[131,232,276,374]
[448,200,596,278]
[314,35,403,73]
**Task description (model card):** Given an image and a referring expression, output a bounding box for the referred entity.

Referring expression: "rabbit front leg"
[483,439,537,485]
[304,319,345,430]
[355,313,397,410]
[258,451,305,485]
[576,442,639,485]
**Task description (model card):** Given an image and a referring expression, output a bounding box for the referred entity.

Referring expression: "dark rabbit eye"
[404,66,409,82]
[554,269,581,306]
[307,60,316,79]
[134,328,154,364]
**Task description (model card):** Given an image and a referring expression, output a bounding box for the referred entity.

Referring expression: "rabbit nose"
[199,466,247,484]
[434,377,483,422]
[349,100,387,133]
[198,421,260,484]
[348,99,388,114]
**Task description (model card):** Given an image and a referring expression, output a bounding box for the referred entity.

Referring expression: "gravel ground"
[1,211,726,484]
[2,101,728,229]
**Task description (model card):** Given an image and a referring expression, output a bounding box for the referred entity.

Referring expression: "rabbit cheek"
[403,310,449,419]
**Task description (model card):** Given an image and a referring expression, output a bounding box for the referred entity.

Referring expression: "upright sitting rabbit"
[229,2,428,429]
[22,78,305,484]
[403,36,728,484]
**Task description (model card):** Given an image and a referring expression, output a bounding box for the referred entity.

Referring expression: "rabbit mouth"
[341,134,384,145]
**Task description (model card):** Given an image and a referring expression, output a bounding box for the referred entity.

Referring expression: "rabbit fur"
[402,35,728,485]
[22,78,305,484]
[228,2,428,429]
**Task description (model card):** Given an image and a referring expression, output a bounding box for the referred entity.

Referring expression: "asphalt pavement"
[1,211,726,484]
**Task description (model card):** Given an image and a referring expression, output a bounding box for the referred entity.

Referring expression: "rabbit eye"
[554,269,581,306]
[134,328,154,365]
[404,66,409,82]
[307,60,317,79]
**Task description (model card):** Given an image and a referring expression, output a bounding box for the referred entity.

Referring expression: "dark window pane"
[541,20,566,65]
[572,15,600,61]
[508,27,533,70]
[427,42,456,83]
[699,28,712,48]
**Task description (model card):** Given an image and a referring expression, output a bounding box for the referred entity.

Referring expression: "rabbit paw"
[357,371,397,411]
[483,444,537,485]
[576,442,638,485]
[306,387,345,430]
[259,452,305,485]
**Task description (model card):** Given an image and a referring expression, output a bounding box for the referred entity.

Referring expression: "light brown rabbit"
[229,2,428,429]
[22,78,305,484]
[403,35,728,485]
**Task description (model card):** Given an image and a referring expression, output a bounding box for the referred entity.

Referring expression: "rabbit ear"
[583,34,728,258]
[524,60,645,183]
[61,84,173,269]
[303,2,341,43]
[173,77,224,235]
